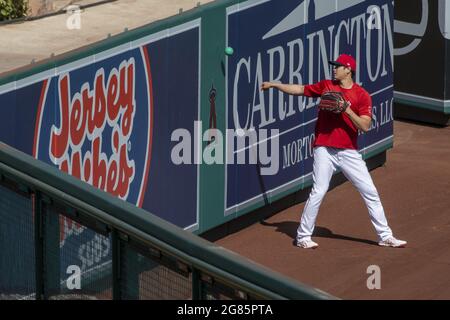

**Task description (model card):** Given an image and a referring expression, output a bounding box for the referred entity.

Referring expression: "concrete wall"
[27,0,105,17]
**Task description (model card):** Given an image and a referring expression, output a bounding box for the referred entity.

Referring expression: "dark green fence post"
[34,192,44,300]
[34,192,59,299]
[112,229,121,300]
[41,199,60,299]
[34,192,59,300]
[119,234,140,299]
[192,268,201,300]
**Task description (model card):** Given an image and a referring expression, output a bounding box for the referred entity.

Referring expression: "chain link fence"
[0,143,335,300]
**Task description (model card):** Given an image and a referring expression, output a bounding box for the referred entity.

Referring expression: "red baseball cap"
[329,54,356,72]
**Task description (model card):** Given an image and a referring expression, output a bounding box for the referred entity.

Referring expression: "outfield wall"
[0,0,394,238]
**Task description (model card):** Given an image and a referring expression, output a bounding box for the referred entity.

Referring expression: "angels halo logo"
[33,47,154,211]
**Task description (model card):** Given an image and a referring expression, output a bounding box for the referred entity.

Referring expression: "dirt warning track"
[215,120,450,299]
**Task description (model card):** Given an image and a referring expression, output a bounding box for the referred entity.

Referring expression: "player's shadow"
[259,220,378,246]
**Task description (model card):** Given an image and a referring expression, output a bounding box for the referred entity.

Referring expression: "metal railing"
[0,142,335,300]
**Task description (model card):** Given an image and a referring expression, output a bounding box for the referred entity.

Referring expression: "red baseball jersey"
[304,79,372,150]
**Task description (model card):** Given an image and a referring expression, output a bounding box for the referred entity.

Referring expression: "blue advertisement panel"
[0,20,200,289]
[394,0,450,116]
[226,0,394,215]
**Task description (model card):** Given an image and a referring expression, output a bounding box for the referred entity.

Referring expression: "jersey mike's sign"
[0,21,200,286]
[34,54,150,206]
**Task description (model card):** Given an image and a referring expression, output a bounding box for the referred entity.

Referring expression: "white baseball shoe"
[296,239,319,249]
[378,236,407,248]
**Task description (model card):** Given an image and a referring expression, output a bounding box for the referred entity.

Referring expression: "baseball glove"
[318,91,349,114]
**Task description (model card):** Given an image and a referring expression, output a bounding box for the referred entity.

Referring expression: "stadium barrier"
[0,142,335,300]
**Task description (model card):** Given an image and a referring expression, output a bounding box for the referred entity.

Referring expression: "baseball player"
[261,54,407,249]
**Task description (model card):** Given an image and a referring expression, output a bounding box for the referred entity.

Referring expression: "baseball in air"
[225,46,234,56]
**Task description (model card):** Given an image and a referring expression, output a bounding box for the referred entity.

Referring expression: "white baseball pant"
[296,146,393,242]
